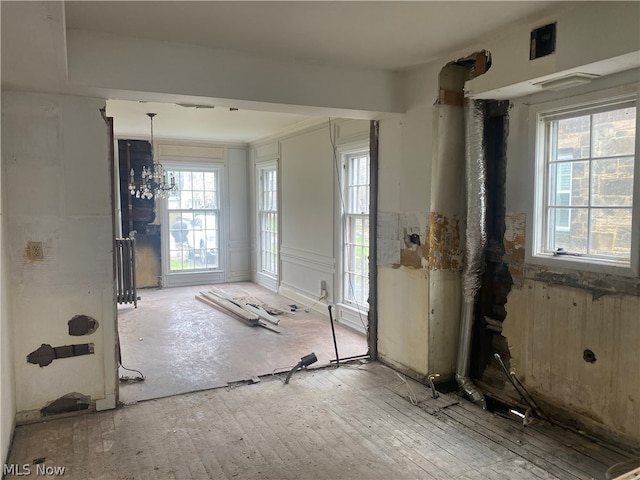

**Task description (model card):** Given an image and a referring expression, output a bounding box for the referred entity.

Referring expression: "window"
[534,95,637,272]
[258,164,278,277]
[343,152,370,308]
[167,167,221,272]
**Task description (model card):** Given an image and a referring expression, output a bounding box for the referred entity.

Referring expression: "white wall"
[252,119,369,315]
[66,29,404,117]
[278,123,336,307]
[376,61,439,377]
[2,92,116,418]
[466,1,640,99]
[227,146,251,282]
[1,114,16,462]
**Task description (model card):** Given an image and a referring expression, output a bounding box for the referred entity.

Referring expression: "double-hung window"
[343,152,370,308]
[167,167,221,272]
[258,164,278,277]
[533,92,638,274]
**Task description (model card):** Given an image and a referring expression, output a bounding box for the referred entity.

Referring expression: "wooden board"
[195,294,259,327]
[210,287,281,325]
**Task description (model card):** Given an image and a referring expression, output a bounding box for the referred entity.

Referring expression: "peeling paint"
[503,213,526,281]
[400,245,429,269]
[428,212,463,271]
[525,264,640,298]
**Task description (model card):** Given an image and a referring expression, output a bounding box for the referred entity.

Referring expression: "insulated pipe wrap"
[455,98,487,409]
[462,98,488,301]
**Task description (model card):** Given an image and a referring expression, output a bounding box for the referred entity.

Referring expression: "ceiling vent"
[534,73,600,91]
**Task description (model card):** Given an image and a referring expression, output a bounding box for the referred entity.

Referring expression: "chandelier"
[128,113,177,199]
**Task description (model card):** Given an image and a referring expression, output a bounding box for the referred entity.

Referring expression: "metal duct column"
[455,98,487,408]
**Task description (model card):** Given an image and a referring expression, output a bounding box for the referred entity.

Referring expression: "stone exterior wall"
[551,107,636,258]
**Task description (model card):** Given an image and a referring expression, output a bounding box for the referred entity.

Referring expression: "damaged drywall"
[504,213,526,282]
[27,343,95,367]
[68,315,99,336]
[41,393,90,416]
[399,213,429,269]
[503,214,640,298]
[428,212,463,270]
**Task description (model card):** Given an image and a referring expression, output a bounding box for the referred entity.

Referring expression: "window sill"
[529,252,638,278]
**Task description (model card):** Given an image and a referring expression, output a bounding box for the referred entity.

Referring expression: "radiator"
[115,238,137,308]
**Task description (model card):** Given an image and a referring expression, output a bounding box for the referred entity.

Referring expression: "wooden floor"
[117,283,367,403]
[6,361,635,480]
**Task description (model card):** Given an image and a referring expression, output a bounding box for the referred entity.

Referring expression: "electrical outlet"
[28,241,44,260]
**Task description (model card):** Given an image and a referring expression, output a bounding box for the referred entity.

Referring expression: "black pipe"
[328,305,340,367]
[329,354,369,364]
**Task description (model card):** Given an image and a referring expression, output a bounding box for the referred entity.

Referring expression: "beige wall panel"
[378,266,429,376]
[505,280,640,440]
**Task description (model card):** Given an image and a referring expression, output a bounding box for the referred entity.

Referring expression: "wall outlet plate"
[28,241,44,260]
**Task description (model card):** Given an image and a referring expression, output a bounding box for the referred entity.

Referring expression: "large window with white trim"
[534,94,638,272]
[343,151,370,308]
[167,167,222,272]
[258,164,278,277]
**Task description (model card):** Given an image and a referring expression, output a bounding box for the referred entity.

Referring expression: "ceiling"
[65,1,560,72]
[5,1,566,143]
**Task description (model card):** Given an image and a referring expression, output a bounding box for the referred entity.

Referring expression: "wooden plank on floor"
[210,286,282,326]
[195,293,259,326]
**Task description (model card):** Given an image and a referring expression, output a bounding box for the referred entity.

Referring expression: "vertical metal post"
[328,305,340,367]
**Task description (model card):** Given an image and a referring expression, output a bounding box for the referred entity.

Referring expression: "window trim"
[339,146,370,311]
[528,86,640,277]
[160,161,227,286]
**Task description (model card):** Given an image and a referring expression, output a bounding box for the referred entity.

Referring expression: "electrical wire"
[116,329,145,382]
[118,362,145,382]
[328,118,368,331]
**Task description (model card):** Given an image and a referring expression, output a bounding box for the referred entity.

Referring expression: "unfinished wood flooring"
[6,362,635,480]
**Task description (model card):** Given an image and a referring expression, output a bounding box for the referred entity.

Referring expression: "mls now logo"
[3,463,66,476]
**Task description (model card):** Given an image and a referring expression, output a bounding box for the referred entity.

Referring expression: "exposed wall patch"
[27,343,95,367]
[68,314,99,336]
[427,212,463,271]
[41,393,91,416]
[504,213,526,283]
[24,241,46,263]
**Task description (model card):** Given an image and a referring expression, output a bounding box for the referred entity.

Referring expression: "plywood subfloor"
[117,283,367,403]
[6,362,636,480]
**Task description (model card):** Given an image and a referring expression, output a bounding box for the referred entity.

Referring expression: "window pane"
[548,161,589,207]
[555,115,590,160]
[547,207,588,254]
[589,208,632,259]
[591,157,634,207]
[167,169,220,272]
[592,107,636,158]
[258,166,278,276]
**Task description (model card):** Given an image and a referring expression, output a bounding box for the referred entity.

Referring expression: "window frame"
[257,161,279,279]
[161,161,227,286]
[340,148,370,311]
[529,86,640,277]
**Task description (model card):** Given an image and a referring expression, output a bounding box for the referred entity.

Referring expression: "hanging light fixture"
[128,113,177,199]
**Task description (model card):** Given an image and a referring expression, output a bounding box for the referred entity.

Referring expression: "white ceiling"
[106,100,316,143]
[65,1,560,72]
[4,1,566,143]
